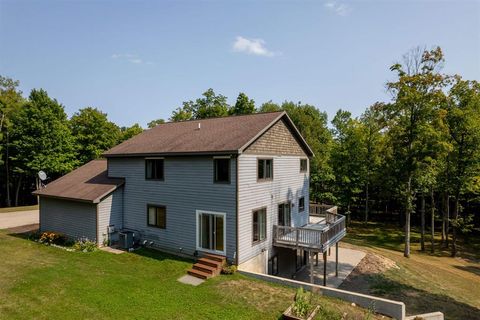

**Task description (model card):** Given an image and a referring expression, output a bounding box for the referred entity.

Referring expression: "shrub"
[221,263,237,275]
[73,238,97,252]
[292,287,312,318]
[39,232,67,245]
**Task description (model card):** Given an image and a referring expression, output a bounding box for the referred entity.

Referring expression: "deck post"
[315,253,318,266]
[309,250,314,284]
[335,242,339,277]
[323,251,327,286]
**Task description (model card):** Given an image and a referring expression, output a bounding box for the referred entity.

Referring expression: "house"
[34,111,345,277]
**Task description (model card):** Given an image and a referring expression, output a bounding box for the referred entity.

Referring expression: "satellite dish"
[38,171,47,181]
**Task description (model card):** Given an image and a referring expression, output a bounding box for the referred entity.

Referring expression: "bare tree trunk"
[446,195,450,248]
[404,177,412,258]
[431,188,435,254]
[5,130,11,207]
[441,192,446,246]
[451,194,459,257]
[420,192,425,251]
[14,176,22,207]
[365,183,369,223]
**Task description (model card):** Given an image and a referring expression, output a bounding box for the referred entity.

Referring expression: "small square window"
[298,197,305,212]
[214,158,230,183]
[258,159,273,181]
[147,205,166,229]
[300,159,308,173]
[145,159,164,180]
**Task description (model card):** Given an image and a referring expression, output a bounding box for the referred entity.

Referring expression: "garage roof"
[33,160,124,203]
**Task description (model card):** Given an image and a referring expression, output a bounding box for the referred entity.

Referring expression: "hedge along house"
[34,111,346,280]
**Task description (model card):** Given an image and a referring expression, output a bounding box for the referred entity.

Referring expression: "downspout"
[235,154,239,266]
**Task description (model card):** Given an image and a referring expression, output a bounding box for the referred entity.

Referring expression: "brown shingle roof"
[33,160,124,203]
[103,111,313,157]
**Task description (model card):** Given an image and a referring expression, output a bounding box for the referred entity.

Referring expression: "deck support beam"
[335,242,339,277]
[323,251,327,286]
[309,250,314,284]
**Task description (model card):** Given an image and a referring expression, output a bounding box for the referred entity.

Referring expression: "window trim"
[298,196,305,213]
[252,206,268,245]
[146,204,167,229]
[300,158,308,173]
[257,158,274,182]
[213,158,231,184]
[145,158,165,181]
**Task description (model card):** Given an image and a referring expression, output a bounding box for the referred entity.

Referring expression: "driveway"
[0,209,39,229]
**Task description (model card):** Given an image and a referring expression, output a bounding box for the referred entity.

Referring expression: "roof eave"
[103,150,241,158]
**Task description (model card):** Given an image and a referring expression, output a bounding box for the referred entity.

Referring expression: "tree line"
[1,46,479,258]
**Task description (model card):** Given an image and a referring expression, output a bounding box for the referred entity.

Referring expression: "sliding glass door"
[197,211,225,254]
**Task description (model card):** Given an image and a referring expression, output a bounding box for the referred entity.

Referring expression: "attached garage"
[33,160,124,246]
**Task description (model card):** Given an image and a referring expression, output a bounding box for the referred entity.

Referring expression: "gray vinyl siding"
[39,197,97,241]
[108,156,237,261]
[97,188,124,245]
[237,155,309,264]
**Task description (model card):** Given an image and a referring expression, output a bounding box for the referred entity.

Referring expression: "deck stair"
[187,254,226,280]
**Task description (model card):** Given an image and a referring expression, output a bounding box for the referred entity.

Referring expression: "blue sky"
[1,1,479,127]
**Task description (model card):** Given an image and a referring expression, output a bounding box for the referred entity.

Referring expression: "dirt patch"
[7,223,39,234]
[339,252,398,293]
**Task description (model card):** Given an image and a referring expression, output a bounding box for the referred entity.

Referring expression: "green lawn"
[342,221,480,320]
[0,205,38,213]
[0,230,380,320]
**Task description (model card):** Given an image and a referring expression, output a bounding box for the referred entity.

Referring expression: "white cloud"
[232,36,277,57]
[111,53,151,65]
[324,1,352,16]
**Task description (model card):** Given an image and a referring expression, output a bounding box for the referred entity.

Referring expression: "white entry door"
[196,210,226,255]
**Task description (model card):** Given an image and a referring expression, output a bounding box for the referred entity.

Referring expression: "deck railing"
[273,214,346,252]
[309,203,338,224]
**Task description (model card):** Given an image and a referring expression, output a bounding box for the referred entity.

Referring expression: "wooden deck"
[273,204,346,253]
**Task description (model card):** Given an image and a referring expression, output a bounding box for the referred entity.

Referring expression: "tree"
[359,103,385,222]
[170,89,229,121]
[70,107,120,165]
[0,76,24,206]
[9,89,77,205]
[258,100,281,113]
[230,93,255,115]
[331,110,365,214]
[147,118,165,128]
[385,46,449,258]
[445,78,480,257]
[119,123,143,142]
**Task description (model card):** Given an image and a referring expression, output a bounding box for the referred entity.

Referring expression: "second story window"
[257,159,273,181]
[214,158,230,183]
[300,159,308,173]
[145,158,164,180]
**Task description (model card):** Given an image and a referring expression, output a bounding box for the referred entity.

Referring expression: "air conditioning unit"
[119,231,134,249]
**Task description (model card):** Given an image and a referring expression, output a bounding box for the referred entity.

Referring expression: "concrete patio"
[294,247,365,288]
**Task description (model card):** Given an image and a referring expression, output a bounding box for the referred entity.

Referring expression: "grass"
[342,221,480,320]
[0,205,38,213]
[0,230,381,320]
